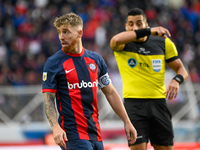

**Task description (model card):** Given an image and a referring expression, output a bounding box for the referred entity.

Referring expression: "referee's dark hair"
[127,8,147,22]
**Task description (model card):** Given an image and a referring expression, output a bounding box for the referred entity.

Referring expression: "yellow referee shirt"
[114,36,178,99]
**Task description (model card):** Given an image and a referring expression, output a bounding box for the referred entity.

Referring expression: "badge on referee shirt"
[152,59,162,72]
[43,72,47,81]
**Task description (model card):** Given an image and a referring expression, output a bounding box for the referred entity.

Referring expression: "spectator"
[0,0,199,86]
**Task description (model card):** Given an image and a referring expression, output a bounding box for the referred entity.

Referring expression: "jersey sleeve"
[42,59,57,93]
[97,55,112,88]
[165,37,178,63]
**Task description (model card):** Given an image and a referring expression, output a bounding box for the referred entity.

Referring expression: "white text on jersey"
[67,80,98,89]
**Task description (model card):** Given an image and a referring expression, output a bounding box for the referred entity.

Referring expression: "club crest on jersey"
[87,63,97,72]
[128,58,137,68]
[152,59,162,72]
[43,72,47,81]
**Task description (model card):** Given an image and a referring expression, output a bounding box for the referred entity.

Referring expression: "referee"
[110,8,188,150]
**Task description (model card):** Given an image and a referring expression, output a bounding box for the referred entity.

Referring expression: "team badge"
[87,63,97,72]
[43,72,47,81]
[152,59,162,72]
[128,58,137,68]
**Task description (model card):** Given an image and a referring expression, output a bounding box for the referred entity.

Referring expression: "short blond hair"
[54,12,83,29]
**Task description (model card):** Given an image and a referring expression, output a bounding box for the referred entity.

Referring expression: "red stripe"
[42,89,57,93]
[84,57,102,141]
[63,58,89,140]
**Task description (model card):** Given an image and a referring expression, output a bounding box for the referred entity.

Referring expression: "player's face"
[57,25,81,53]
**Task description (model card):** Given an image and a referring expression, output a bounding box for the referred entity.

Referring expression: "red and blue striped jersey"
[42,47,111,141]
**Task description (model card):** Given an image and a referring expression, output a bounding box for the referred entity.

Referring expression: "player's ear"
[78,30,83,38]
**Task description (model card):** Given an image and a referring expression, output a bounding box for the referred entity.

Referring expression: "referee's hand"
[165,79,179,100]
[151,26,171,38]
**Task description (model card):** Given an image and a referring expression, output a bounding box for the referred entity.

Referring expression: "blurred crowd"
[0,0,200,86]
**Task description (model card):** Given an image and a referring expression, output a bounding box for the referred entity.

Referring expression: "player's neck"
[73,42,82,54]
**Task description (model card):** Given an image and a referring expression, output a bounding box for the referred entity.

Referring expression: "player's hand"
[124,122,137,145]
[52,124,68,148]
[151,26,171,38]
[165,79,179,100]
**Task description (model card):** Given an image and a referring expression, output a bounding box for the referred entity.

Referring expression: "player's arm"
[165,59,188,100]
[43,92,67,148]
[101,83,137,144]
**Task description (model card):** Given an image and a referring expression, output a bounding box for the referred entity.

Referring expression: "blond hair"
[54,12,83,29]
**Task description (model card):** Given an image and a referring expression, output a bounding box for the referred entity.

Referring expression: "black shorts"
[124,98,174,146]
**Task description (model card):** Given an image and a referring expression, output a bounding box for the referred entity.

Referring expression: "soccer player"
[42,12,137,150]
[110,8,188,150]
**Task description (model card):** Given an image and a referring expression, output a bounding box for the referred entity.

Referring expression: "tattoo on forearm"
[43,93,57,127]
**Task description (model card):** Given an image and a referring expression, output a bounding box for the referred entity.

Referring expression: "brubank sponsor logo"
[68,80,98,89]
